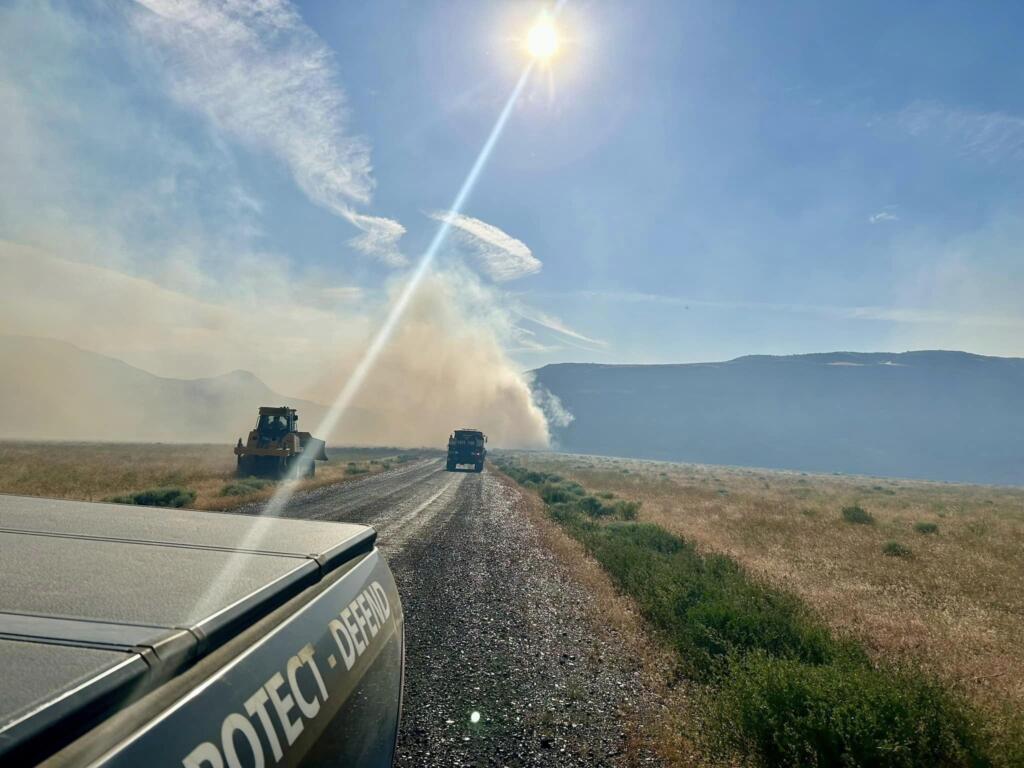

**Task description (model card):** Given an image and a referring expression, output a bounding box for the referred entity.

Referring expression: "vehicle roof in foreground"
[0,495,375,762]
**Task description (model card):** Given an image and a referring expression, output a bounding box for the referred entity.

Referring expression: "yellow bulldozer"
[234,406,328,478]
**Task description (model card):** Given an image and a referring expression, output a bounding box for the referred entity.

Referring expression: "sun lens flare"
[526,20,559,60]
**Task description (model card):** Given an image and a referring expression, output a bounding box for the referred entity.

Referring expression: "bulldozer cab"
[256,407,296,438]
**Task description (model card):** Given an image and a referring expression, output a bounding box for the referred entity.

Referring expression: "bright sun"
[526,20,559,60]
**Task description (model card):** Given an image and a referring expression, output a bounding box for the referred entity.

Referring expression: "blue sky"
[339,0,1024,364]
[310,0,1024,364]
[2,0,1023,389]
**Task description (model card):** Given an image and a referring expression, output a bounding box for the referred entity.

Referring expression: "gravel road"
[239,459,662,767]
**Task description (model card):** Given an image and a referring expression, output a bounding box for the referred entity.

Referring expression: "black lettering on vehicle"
[181,583,393,767]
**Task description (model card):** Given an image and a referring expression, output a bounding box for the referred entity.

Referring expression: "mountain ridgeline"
[532,351,1024,485]
[4,337,1021,484]
[0,336,333,443]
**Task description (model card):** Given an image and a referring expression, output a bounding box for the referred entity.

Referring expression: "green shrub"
[883,541,913,558]
[345,466,370,476]
[600,520,682,555]
[578,495,612,517]
[511,468,562,486]
[538,479,586,503]
[842,505,874,524]
[219,478,272,496]
[577,520,835,678]
[545,501,587,528]
[717,654,988,768]
[107,486,196,508]
[914,521,939,535]
[611,499,640,520]
[539,483,573,504]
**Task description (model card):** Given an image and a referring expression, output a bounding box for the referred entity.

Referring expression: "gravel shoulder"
[391,469,666,767]
[234,460,670,765]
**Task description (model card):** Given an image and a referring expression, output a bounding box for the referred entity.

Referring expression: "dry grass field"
[499,451,1024,729]
[0,442,430,511]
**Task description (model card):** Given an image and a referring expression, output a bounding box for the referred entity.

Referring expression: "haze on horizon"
[1,0,1023,448]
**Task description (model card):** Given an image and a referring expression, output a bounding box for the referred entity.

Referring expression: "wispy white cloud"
[842,305,1024,328]
[506,325,561,354]
[869,211,899,224]
[542,290,1024,331]
[131,0,407,265]
[897,101,1024,163]
[346,212,408,268]
[428,210,541,281]
[512,304,608,349]
[319,285,364,302]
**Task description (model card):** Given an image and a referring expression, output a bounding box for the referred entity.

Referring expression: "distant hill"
[0,336,332,443]
[532,351,1024,485]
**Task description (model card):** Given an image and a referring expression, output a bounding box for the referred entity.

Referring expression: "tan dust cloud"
[0,242,550,448]
[305,270,550,449]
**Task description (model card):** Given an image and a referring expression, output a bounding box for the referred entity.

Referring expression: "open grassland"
[0,442,434,511]
[496,452,1024,766]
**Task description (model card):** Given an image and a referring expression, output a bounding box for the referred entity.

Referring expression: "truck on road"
[446,428,487,472]
[235,406,328,479]
[0,495,404,767]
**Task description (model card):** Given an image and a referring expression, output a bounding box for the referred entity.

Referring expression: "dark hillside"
[533,351,1024,484]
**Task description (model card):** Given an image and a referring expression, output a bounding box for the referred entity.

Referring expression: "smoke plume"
[306,270,550,448]
[0,242,550,447]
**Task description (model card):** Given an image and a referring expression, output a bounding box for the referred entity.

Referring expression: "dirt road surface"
[237,459,662,767]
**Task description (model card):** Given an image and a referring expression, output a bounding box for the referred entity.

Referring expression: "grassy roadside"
[526,453,1024,719]
[494,470,712,766]
[0,442,435,511]
[495,458,1020,767]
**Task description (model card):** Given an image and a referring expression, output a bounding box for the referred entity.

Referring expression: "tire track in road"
[279,458,446,525]
[236,458,468,557]
[374,472,463,555]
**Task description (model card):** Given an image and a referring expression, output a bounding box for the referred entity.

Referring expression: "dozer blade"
[308,437,328,461]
